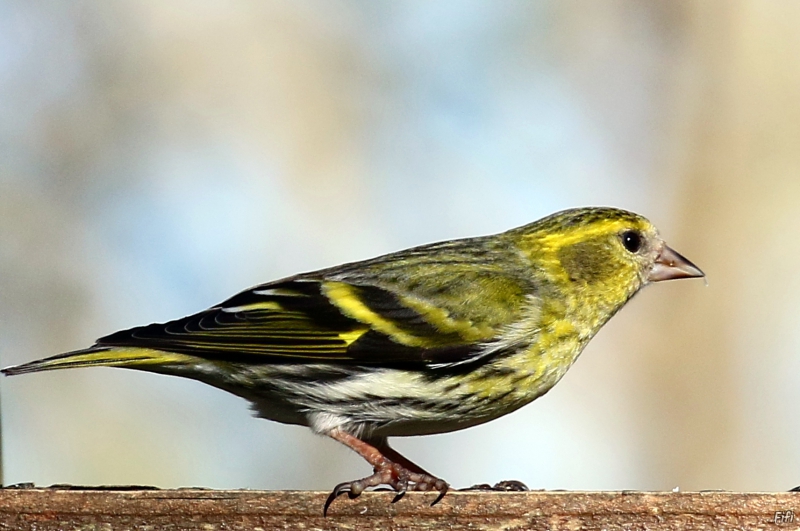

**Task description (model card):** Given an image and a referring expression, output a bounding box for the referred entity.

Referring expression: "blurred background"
[2,0,799,493]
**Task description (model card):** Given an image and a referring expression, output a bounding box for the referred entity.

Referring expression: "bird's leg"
[373,438,433,475]
[323,429,448,515]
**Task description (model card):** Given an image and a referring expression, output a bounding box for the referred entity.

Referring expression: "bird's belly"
[158,360,560,437]
[252,364,547,437]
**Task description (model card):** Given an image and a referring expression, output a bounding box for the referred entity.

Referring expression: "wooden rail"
[0,486,797,530]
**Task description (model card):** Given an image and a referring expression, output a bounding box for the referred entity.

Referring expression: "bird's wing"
[97,236,536,369]
[94,276,515,369]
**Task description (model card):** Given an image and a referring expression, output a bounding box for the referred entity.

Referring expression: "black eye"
[621,230,643,253]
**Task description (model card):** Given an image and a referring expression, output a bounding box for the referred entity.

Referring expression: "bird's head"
[512,207,704,317]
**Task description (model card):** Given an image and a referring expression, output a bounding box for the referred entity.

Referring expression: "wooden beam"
[0,487,797,530]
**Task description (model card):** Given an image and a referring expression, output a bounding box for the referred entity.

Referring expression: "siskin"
[3,207,704,514]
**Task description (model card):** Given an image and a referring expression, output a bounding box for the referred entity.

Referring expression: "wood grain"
[0,487,797,530]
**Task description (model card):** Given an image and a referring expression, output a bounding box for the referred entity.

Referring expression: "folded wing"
[96,278,485,368]
[98,237,535,370]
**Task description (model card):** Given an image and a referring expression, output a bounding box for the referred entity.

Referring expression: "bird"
[2,206,704,515]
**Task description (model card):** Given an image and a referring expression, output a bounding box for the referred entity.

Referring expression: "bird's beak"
[648,244,705,282]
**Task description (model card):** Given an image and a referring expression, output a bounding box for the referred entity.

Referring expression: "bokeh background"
[2,0,800,492]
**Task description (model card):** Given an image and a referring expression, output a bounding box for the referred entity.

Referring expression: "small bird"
[3,207,704,514]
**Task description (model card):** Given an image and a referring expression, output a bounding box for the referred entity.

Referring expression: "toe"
[493,480,529,492]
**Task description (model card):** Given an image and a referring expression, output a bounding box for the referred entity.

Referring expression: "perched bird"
[3,207,704,514]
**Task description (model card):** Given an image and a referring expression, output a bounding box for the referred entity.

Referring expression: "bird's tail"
[2,346,190,376]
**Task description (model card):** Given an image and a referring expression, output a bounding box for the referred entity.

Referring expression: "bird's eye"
[621,230,643,253]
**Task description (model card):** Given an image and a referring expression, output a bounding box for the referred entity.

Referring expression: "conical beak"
[648,244,705,282]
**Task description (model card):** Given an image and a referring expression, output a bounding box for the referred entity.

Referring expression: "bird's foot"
[323,460,449,516]
[460,480,529,492]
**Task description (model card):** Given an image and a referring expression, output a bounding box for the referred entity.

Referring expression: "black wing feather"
[96,278,485,368]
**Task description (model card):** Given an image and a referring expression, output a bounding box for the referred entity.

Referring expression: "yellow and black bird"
[3,207,704,514]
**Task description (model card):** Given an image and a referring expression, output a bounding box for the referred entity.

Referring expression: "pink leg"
[323,429,449,516]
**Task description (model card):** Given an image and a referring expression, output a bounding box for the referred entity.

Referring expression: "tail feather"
[2,346,193,376]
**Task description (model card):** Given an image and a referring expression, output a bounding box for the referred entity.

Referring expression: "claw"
[391,474,408,503]
[324,482,353,516]
[431,483,449,506]
[323,491,338,516]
